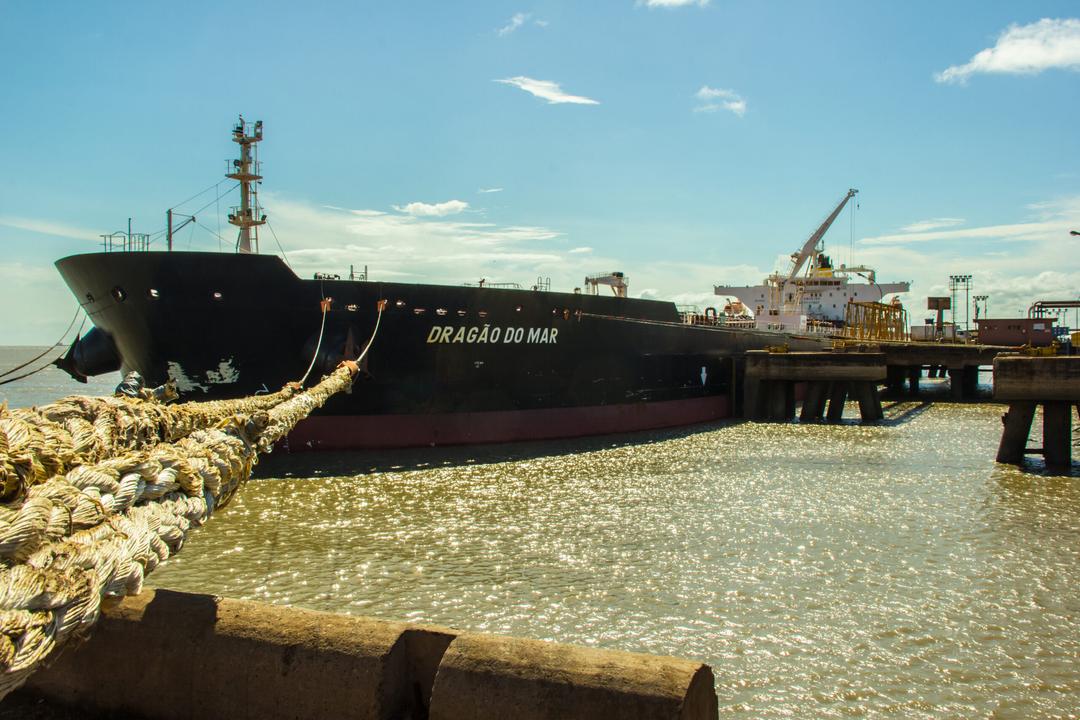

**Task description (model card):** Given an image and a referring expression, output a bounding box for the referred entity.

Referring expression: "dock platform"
[994,355,1080,470]
[744,350,886,422]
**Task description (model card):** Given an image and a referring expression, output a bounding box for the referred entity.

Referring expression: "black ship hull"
[56,252,827,450]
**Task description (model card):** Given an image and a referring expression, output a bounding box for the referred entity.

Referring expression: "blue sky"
[2,0,1079,344]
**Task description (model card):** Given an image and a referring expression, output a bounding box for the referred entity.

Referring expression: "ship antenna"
[226,115,266,254]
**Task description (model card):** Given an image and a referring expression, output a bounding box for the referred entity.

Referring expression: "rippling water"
[4,347,1078,717]
[149,400,1079,718]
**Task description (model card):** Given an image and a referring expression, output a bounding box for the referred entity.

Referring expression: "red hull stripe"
[287,395,731,451]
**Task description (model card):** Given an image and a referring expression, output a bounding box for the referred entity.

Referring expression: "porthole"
[478,310,488,318]
[413,308,427,315]
[515,305,522,312]
[111,286,127,303]
[395,299,406,308]
[147,288,160,299]
[212,291,223,300]
[457,310,467,317]
[436,308,448,316]
[347,304,358,312]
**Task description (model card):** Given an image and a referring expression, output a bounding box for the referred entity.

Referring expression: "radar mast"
[226,116,266,254]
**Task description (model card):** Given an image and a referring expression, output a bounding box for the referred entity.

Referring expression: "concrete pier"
[875,342,1006,400]
[22,589,718,720]
[994,355,1080,471]
[743,351,886,423]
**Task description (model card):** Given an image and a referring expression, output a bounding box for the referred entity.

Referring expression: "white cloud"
[899,217,965,233]
[497,12,548,35]
[936,18,1080,84]
[859,220,1057,246]
[569,247,593,254]
[392,200,469,217]
[0,262,87,346]
[0,216,101,242]
[639,0,709,8]
[498,12,529,36]
[694,86,746,116]
[495,76,600,105]
[847,195,1080,322]
[478,187,504,194]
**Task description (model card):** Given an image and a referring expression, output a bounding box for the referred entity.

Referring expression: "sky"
[1,0,1079,344]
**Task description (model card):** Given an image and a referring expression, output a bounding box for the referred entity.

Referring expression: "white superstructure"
[714,189,910,332]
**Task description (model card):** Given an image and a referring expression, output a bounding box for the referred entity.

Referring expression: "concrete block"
[429,632,717,720]
[27,589,455,720]
[994,356,1080,402]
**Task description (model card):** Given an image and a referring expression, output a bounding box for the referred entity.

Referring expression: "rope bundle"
[0,363,356,699]
[0,384,301,502]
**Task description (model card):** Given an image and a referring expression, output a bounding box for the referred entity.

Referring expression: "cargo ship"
[714,189,911,333]
[55,118,827,450]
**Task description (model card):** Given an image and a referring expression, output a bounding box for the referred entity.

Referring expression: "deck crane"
[585,271,629,297]
[786,188,858,285]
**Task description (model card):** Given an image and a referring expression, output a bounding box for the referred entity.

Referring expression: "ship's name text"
[426,325,559,345]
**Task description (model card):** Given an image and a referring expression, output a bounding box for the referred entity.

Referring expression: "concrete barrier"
[27,589,455,720]
[431,632,717,720]
[23,589,718,719]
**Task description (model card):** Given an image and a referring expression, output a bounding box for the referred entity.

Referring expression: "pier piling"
[744,351,885,423]
[994,356,1080,471]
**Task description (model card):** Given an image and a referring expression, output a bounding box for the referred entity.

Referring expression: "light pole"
[949,274,973,338]
[974,294,988,320]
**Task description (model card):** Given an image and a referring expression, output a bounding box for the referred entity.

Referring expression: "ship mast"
[226,116,266,254]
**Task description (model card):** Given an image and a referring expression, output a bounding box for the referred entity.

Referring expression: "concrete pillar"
[996,401,1036,464]
[730,358,745,418]
[885,365,906,394]
[962,365,979,398]
[906,366,921,395]
[742,375,762,420]
[430,632,718,720]
[766,380,795,421]
[948,368,964,400]
[826,382,848,423]
[853,381,884,422]
[800,381,828,421]
[1043,401,1073,470]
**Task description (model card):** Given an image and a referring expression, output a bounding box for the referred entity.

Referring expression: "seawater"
[3,346,1079,717]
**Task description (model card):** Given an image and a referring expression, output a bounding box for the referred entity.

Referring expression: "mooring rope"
[0,308,83,381]
[0,361,358,699]
[0,316,89,389]
[0,384,304,502]
[299,297,331,387]
[0,298,387,698]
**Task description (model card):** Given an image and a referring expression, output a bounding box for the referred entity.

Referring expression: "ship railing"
[463,281,524,290]
[101,231,152,253]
